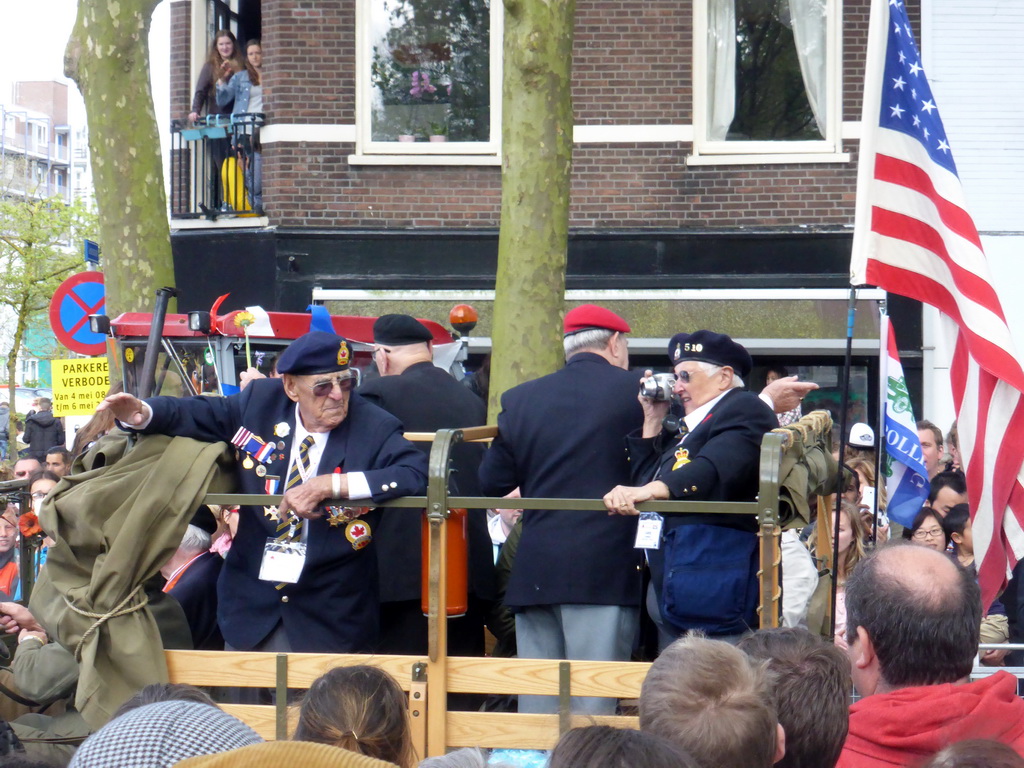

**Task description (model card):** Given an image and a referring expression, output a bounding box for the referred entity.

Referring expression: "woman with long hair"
[216,39,264,211]
[188,30,244,210]
[293,665,416,768]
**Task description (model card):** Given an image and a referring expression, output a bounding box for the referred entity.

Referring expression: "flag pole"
[873,305,889,544]
[830,286,859,641]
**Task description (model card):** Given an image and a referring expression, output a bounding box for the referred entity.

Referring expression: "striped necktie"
[274,435,315,590]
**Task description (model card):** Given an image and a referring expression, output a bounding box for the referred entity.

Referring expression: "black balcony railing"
[170,113,265,220]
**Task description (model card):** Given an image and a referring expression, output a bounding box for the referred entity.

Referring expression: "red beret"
[563,305,631,336]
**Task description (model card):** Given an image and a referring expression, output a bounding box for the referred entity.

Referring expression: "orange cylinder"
[421,508,469,617]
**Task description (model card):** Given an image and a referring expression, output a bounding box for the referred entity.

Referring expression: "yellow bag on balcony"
[220,156,250,213]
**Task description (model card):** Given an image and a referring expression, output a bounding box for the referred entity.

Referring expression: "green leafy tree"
[65,0,175,318]
[0,194,98,452]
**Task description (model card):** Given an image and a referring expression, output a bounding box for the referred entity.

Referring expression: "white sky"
[0,0,171,176]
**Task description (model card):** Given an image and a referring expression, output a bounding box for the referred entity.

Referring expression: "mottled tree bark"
[65,0,175,317]
[488,0,575,418]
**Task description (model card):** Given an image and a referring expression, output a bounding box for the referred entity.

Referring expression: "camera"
[639,373,677,401]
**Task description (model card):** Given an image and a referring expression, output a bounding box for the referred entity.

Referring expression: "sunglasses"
[303,371,360,397]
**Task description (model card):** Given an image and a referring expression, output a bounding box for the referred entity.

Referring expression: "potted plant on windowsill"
[428,121,448,142]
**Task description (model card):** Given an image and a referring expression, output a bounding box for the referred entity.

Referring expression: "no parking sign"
[49,272,107,356]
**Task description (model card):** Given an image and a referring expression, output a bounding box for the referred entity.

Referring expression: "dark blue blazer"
[478,353,645,609]
[628,388,777,634]
[142,378,429,651]
[359,361,495,603]
[168,550,224,650]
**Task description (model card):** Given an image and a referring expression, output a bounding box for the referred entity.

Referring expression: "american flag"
[850,0,1024,607]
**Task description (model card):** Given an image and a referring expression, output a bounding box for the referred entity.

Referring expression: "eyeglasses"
[303,371,360,398]
[675,366,727,383]
[31,492,49,501]
[913,527,945,540]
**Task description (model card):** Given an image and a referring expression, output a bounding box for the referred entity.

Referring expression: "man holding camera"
[479,305,645,715]
[604,331,780,648]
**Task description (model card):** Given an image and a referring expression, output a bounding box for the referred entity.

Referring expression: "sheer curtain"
[787,0,828,138]
[706,0,737,141]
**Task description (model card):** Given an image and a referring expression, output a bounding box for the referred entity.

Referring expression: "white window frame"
[353,0,503,160]
[691,0,845,164]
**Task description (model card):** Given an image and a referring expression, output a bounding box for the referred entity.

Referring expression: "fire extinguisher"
[421,508,469,617]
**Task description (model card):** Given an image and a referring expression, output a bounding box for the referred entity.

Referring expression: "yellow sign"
[51,358,110,416]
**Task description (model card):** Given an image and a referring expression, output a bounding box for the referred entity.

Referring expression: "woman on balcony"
[188,30,244,210]
[217,39,264,213]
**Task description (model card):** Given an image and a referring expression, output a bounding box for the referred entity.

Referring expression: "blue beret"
[277,331,351,375]
[373,314,434,346]
[668,330,752,379]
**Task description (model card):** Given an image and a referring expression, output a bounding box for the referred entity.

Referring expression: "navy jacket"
[359,361,495,602]
[478,353,645,609]
[142,378,429,652]
[168,550,224,650]
[628,387,777,634]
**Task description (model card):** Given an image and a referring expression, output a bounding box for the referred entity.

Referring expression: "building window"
[693,0,842,160]
[356,0,502,157]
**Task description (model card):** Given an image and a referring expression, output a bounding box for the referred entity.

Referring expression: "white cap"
[848,422,875,448]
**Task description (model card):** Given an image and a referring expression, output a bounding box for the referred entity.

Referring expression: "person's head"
[36,397,52,411]
[68,700,261,768]
[209,29,240,65]
[847,422,875,452]
[278,332,360,433]
[111,683,218,721]
[28,469,60,515]
[294,665,415,768]
[549,725,700,768]
[946,420,961,469]
[836,500,868,577]
[765,365,789,385]
[845,544,981,697]
[942,503,973,558]
[907,506,948,552]
[45,446,72,477]
[244,38,262,85]
[494,488,523,531]
[667,330,751,415]
[928,471,968,516]
[639,634,782,768]
[0,506,17,554]
[13,457,41,479]
[738,628,851,768]
[372,314,434,376]
[917,420,944,478]
[562,305,631,369]
[922,739,1024,768]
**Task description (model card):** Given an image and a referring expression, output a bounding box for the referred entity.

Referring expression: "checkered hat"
[69,700,262,768]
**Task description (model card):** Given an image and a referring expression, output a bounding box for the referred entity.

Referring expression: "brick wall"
[176,0,885,229]
[171,1,193,119]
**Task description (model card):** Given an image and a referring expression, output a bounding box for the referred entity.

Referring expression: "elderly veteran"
[97,331,428,653]
[603,330,779,648]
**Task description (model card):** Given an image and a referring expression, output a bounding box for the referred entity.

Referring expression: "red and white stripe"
[851,0,1024,607]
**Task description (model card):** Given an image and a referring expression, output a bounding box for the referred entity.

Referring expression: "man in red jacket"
[840,544,1024,767]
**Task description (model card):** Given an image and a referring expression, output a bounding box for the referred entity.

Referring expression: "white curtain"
[786,0,828,138]
[706,0,737,141]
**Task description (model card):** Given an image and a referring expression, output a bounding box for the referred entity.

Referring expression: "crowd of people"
[0,303,1020,766]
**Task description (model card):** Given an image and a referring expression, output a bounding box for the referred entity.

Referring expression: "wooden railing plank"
[446,657,651,698]
[446,712,639,750]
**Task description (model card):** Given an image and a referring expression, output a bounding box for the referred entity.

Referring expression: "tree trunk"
[488,0,575,419]
[64,0,175,317]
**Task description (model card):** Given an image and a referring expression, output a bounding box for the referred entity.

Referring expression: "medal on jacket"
[345,520,372,550]
[672,447,690,471]
[231,426,275,464]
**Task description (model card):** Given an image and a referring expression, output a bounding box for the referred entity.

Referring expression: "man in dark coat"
[97,331,429,653]
[604,330,780,648]
[359,314,496,656]
[22,398,64,461]
[478,305,645,715]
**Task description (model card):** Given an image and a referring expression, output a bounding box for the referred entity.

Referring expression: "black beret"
[373,314,434,346]
[189,505,218,536]
[277,331,351,375]
[668,330,753,379]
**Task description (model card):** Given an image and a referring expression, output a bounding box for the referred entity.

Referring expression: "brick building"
[168,0,935,417]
